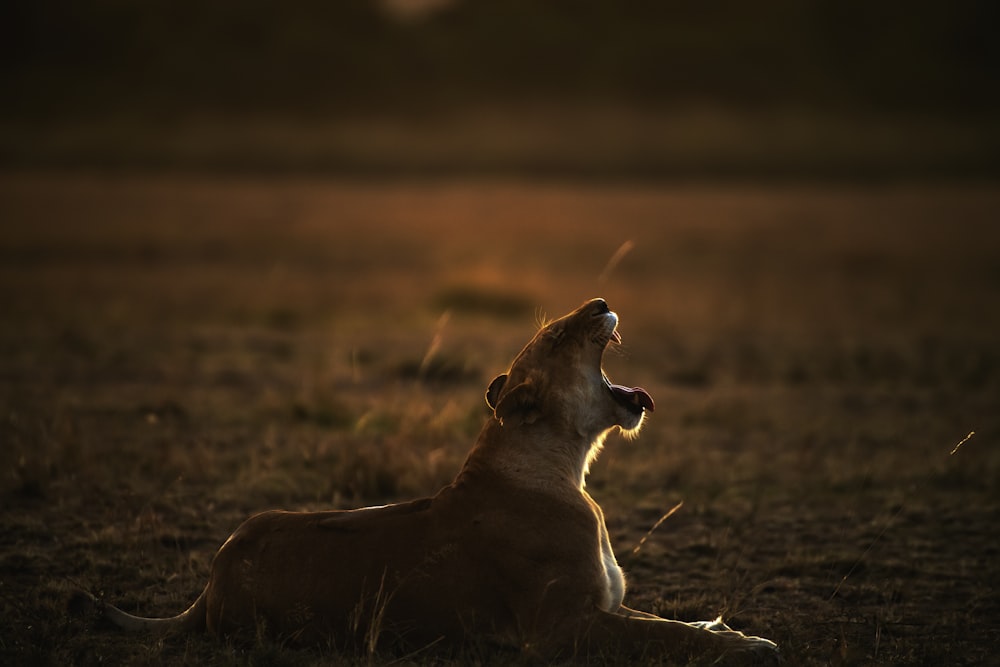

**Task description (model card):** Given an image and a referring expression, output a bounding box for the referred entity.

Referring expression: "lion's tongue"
[610,384,655,412]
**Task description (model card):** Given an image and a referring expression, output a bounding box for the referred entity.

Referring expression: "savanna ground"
[1,174,998,665]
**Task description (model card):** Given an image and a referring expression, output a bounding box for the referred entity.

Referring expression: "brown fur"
[102,298,778,663]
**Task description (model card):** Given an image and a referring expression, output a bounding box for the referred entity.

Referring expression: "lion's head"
[484,298,654,444]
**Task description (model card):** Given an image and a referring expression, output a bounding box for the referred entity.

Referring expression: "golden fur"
[101,298,777,663]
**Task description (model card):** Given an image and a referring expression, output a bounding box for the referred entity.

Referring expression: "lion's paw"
[714,630,780,666]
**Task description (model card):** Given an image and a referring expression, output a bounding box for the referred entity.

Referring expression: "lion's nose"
[591,298,610,315]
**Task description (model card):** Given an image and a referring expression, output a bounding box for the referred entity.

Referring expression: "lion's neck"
[460,420,604,492]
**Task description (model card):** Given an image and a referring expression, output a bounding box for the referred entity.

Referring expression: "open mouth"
[601,325,654,414]
[605,373,655,414]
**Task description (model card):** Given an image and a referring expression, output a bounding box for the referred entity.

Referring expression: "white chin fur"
[617,408,646,438]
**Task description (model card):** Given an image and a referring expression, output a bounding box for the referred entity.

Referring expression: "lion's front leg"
[687,615,732,631]
[617,607,754,640]
[616,604,663,620]
[561,609,779,666]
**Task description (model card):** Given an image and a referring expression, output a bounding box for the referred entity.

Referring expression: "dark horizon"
[2,1,998,178]
[4,1,998,117]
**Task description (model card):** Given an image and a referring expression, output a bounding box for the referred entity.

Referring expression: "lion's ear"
[492,378,541,426]
[485,374,507,410]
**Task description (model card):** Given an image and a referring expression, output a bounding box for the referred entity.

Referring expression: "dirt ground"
[1,174,998,665]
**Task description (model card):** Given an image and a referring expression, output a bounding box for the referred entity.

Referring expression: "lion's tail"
[98,590,208,634]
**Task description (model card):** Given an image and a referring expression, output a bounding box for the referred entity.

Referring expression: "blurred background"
[2,0,998,179]
[3,4,1000,664]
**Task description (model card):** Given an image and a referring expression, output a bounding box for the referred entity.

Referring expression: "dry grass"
[1,174,999,665]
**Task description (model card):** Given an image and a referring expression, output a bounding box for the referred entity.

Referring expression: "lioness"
[100,298,778,663]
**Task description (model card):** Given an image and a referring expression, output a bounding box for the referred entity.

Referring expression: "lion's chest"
[599,539,626,611]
